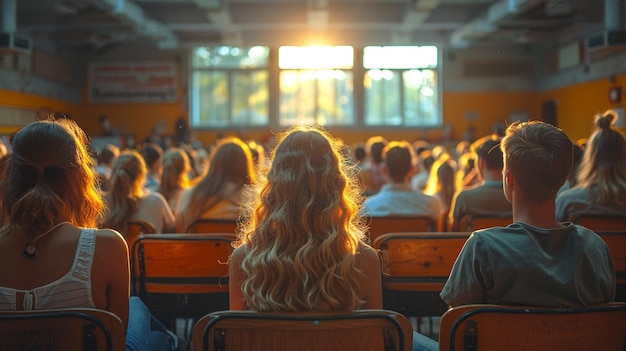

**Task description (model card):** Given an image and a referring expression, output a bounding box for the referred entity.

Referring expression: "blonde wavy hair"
[236,125,367,312]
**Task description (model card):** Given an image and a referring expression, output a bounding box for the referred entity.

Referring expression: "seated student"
[0,118,176,351]
[229,125,437,351]
[140,142,163,191]
[440,120,615,308]
[103,150,175,234]
[556,110,626,221]
[448,134,512,231]
[359,136,388,196]
[363,141,441,224]
[157,147,192,214]
[175,137,255,232]
[95,143,119,192]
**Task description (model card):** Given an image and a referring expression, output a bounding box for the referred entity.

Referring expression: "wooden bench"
[597,231,626,302]
[458,214,512,232]
[373,232,470,317]
[367,216,437,245]
[0,308,125,351]
[193,309,414,351]
[185,219,238,234]
[131,233,237,326]
[439,303,626,351]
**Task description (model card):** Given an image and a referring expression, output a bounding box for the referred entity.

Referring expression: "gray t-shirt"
[440,222,615,308]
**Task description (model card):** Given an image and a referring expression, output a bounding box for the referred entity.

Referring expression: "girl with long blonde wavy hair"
[229,125,382,312]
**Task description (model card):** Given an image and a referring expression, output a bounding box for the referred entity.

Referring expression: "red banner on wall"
[89,62,178,103]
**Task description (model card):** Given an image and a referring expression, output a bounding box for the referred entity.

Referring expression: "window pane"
[363,46,437,69]
[193,46,269,68]
[317,70,354,126]
[279,71,316,126]
[192,71,229,127]
[364,70,402,126]
[232,71,269,126]
[278,46,353,69]
[279,70,354,127]
[404,69,439,126]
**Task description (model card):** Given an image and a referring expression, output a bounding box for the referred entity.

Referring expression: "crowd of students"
[0,109,623,350]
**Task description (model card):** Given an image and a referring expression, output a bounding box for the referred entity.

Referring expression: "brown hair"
[501,120,572,203]
[575,111,626,207]
[0,118,104,235]
[103,150,147,233]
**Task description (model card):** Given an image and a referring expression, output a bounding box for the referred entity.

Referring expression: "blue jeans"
[126,296,177,351]
[412,331,439,351]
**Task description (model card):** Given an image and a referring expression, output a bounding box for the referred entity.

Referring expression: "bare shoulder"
[356,242,380,265]
[230,244,248,264]
[94,228,128,254]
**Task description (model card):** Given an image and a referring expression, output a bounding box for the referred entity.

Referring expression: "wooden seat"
[126,219,156,247]
[597,231,626,302]
[0,308,125,351]
[131,233,237,326]
[192,309,414,351]
[572,214,626,231]
[439,303,626,351]
[367,215,436,244]
[185,219,238,234]
[373,232,470,317]
[127,220,157,295]
[459,214,512,231]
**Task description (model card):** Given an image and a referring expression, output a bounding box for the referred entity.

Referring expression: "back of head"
[238,125,365,312]
[188,137,254,216]
[99,144,119,165]
[140,142,163,170]
[501,120,572,203]
[159,147,190,199]
[576,111,626,206]
[0,119,103,234]
[425,156,456,206]
[353,143,366,163]
[366,136,387,163]
[471,134,503,170]
[104,150,147,231]
[383,141,415,182]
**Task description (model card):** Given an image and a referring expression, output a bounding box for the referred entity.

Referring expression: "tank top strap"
[73,228,96,280]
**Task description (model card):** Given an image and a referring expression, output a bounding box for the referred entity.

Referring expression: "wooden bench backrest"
[185,219,238,234]
[439,303,626,351]
[459,215,512,231]
[193,309,414,351]
[133,233,236,294]
[368,216,436,245]
[0,308,125,351]
[373,232,470,292]
[598,231,626,285]
[574,214,626,231]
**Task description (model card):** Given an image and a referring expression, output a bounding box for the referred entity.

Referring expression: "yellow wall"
[76,89,186,142]
[539,73,626,141]
[0,90,79,135]
[2,76,623,146]
[71,90,540,147]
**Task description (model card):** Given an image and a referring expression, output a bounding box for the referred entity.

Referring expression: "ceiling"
[10,0,611,55]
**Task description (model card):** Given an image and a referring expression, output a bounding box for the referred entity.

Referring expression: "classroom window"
[278,46,354,127]
[191,46,270,128]
[363,46,440,127]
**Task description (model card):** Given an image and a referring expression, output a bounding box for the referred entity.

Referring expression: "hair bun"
[595,111,617,130]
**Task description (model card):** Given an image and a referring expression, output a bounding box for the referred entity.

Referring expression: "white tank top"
[0,229,96,310]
